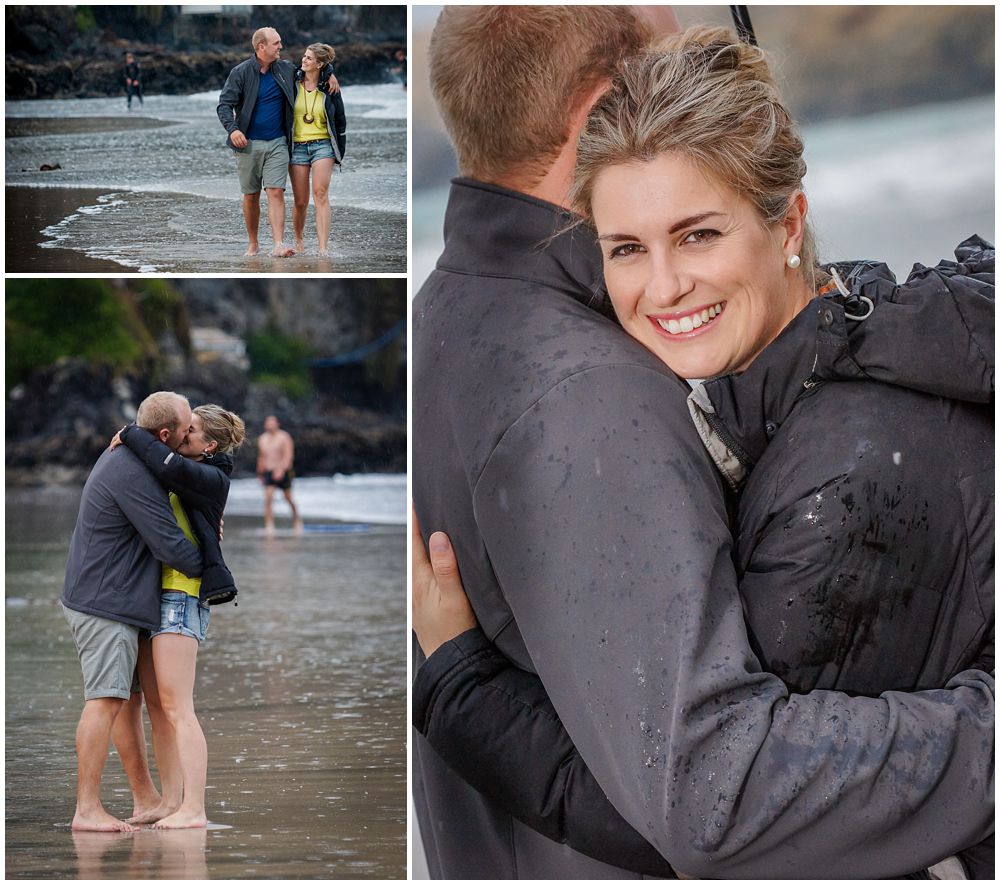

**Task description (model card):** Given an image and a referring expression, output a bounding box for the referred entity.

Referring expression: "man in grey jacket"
[61,391,202,832]
[412,6,993,878]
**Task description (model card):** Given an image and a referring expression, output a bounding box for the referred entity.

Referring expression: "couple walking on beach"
[217,27,347,258]
[61,392,245,831]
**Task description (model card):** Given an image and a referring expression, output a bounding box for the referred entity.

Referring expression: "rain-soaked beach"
[5,484,406,879]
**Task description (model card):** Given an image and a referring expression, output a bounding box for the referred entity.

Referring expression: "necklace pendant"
[303,114,314,124]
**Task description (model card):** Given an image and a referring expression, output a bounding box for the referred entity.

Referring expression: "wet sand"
[5,486,406,879]
[5,186,133,272]
[5,184,406,274]
[6,116,172,138]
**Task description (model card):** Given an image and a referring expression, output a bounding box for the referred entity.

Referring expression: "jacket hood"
[690,236,994,489]
[207,452,234,476]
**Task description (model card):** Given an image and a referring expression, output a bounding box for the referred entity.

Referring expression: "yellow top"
[161,492,201,598]
[294,83,328,143]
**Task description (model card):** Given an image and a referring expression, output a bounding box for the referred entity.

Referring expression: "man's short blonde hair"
[136,391,189,434]
[252,27,277,52]
[429,6,649,187]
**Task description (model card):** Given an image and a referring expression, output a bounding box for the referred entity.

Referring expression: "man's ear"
[157,428,171,443]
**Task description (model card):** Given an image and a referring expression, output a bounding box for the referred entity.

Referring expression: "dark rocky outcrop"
[5,5,406,99]
[5,281,406,486]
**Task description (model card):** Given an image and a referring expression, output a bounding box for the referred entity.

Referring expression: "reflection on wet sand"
[72,827,208,879]
[6,488,406,879]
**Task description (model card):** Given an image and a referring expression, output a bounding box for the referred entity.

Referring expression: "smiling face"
[592,151,811,380]
[256,29,282,65]
[301,48,318,72]
[177,413,217,460]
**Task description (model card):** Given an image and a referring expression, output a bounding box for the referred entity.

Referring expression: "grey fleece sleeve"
[115,471,202,578]
[216,68,242,134]
[471,364,993,879]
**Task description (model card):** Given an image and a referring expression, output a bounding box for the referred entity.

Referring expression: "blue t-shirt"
[246,71,285,140]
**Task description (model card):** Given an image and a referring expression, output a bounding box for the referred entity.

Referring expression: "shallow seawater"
[5,485,406,879]
[5,85,407,273]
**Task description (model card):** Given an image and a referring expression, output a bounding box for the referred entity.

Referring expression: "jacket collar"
[436,178,613,317]
[690,258,904,489]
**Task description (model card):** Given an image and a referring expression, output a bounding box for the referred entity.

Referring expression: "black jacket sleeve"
[327,89,346,160]
[414,628,676,876]
[119,424,227,520]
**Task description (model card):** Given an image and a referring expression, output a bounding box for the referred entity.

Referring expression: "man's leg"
[110,686,161,821]
[264,484,276,536]
[265,187,294,256]
[283,488,302,532]
[242,193,261,257]
[73,697,137,832]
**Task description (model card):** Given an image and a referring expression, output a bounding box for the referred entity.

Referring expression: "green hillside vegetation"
[7,280,144,392]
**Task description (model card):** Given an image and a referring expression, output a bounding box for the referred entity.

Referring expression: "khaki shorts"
[236,136,289,193]
[62,604,140,700]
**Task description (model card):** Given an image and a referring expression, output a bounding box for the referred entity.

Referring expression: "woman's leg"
[150,632,208,829]
[289,163,312,254]
[134,636,183,822]
[310,158,335,255]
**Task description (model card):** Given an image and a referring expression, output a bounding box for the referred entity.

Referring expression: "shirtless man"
[257,415,302,535]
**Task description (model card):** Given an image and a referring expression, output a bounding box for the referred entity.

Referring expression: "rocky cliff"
[5,279,406,485]
[6,4,407,99]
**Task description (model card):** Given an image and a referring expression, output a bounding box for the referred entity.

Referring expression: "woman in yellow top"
[111,404,245,829]
[291,43,348,257]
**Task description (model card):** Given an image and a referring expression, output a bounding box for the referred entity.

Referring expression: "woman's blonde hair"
[307,43,336,68]
[572,26,818,283]
[194,404,246,454]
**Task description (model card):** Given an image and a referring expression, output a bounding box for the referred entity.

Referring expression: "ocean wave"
[225,474,406,525]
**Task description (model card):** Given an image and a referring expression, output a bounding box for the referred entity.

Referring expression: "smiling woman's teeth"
[657,303,723,335]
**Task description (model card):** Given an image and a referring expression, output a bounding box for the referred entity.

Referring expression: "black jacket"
[294,65,347,163]
[413,178,994,880]
[120,424,238,605]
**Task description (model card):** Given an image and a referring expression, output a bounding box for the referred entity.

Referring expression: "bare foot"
[72,809,138,833]
[127,801,177,825]
[244,243,260,257]
[295,238,306,254]
[271,242,296,257]
[152,809,207,830]
[293,518,305,536]
[318,249,330,257]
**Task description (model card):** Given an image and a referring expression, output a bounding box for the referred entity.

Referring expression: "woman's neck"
[304,71,320,89]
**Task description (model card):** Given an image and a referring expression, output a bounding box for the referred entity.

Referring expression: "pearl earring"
[787,254,801,269]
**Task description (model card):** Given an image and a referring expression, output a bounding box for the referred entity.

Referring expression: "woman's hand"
[411,506,478,658]
[108,428,125,451]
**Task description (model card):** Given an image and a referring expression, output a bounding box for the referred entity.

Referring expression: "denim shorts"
[151,591,210,643]
[291,138,334,166]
